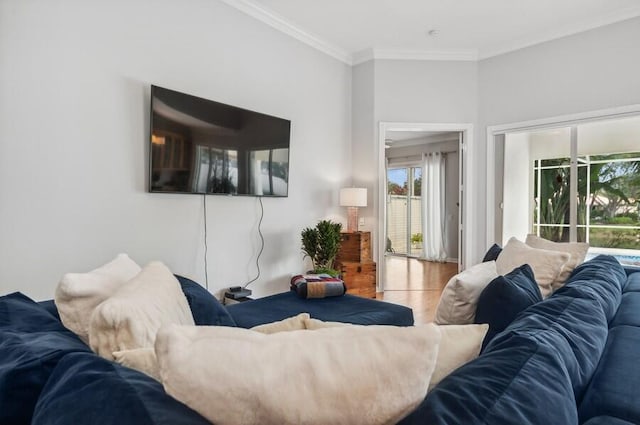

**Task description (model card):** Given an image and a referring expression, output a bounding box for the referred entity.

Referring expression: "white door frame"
[485,103,640,249]
[378,121,474,292]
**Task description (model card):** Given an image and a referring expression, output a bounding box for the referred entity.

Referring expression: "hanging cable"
[203,194,209,290]
[244,196,264,288]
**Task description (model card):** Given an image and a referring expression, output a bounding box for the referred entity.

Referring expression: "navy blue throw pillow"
[482,243,502,262]
[0,292,91,425]
[475,264,542,349]
[175,275,236,327]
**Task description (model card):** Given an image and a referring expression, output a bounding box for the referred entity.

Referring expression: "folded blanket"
[290,274,346,299]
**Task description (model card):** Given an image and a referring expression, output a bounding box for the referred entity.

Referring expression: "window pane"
[587,152,640,249]
[388,168,408,195]
[409,167,422,257]
[538,162,570,242]
[387,168,408,254]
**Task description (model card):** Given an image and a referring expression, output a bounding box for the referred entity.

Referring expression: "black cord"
[244,196,264,288]
[203,194,209,290]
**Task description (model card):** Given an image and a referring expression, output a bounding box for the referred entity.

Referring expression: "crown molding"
[353,48,478,65]
[221,0,640,65]
[218,0,352,65]
[479,5,640,59]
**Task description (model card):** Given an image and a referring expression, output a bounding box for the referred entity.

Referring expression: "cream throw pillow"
[113,348,160,381]
[251,313,309,334]
[54,253,141,343]
[156,323,441,425]
[89,261,194,360]
[434,261,499,325]
[304,318,488,392]
[525,234,589,290]
[428,324,489,391]
[496,237,570,298]
[304,317,350,329]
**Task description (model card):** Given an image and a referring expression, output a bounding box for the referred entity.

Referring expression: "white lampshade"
[339,188,367,207]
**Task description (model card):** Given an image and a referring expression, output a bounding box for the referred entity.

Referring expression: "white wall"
[350,61,376,218]
[0,0,352,300]
[352,59,478,266]
[502,133,532,243]
[479,16,640,251]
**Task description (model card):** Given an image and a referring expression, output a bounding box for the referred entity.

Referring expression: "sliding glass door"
[502,116,640,257]
[386,166,422,256]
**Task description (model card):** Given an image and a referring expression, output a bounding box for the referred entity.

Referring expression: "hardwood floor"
[377,256,458,324]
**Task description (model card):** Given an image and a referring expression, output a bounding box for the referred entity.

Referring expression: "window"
[502,115,640,265]
[533,153,640,249]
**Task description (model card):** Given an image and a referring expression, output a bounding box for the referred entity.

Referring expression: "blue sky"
[388,167,421,185]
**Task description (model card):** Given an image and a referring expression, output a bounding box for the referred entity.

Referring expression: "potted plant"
[411,232,423,249]
[301,220,343,277]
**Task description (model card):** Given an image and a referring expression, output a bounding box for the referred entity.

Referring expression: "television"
[149,85,291,197]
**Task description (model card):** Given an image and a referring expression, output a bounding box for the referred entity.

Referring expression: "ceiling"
[221,0,640,64]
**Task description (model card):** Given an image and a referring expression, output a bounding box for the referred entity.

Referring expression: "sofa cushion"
[89,262,195,360]
[0,293,90,425]
[496,237,570,298]
[156,323,441,425]
[175,275,236,327]
[554,255,625,322]
[565,255,626,293]
[583,417,637,425]
[31,352,210,425]
[482,243,502,262]
[38,300,60,320]
[525,234,589,289]
[610,292,640,328]
[250,312,309,334]
[624,271,640,292]
[428,324,488,391]
[474,264,542,349]
[113,348,160,381]
[226,291,414,327]
[434,261,499,325]
[54,253,141,342]
[579,326,640,424]
[397,334,579,425]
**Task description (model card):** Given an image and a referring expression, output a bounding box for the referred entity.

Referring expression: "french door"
[386,166,422,257]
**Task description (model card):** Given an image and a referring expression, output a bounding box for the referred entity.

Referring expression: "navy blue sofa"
[0,279,413,425]
[399,255,640,425]
[1,256,639,424]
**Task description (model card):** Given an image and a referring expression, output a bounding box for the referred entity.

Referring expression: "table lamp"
[339,187,367,232]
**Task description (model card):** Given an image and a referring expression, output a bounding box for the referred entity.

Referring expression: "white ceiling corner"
[218,0,353,64]
[221,0,640,65]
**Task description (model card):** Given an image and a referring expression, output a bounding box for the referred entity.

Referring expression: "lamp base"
[346,207,359,233]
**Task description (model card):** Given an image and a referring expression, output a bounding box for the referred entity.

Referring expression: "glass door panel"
[409,167,423,257]
[387,168,408,255]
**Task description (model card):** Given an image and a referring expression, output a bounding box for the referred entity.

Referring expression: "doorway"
[378,122,473,294]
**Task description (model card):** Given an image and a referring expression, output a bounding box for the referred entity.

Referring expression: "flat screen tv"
[149,85,291,197]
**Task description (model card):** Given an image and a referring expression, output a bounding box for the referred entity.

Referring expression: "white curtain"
[421,152,448,262]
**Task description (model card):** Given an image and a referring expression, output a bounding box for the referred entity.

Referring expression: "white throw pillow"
[428,324,489,391]
[496,237,570,298]
[113,348,160,381]
[89,261,194,359]
[156,323,441,425]
[251,313,309,334]
[525,234,589,290]
[434,261,499,325]
[54,253,141,342]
